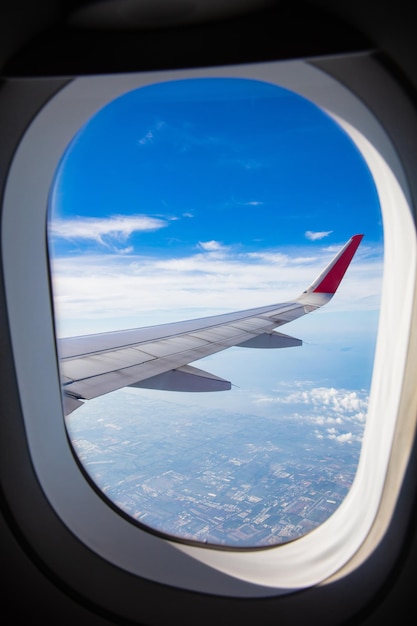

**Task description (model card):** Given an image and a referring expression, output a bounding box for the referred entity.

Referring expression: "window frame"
[1,54,416,598]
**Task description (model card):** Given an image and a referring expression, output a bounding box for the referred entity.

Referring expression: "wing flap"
[129,365,231,392]
[237,331,302,349]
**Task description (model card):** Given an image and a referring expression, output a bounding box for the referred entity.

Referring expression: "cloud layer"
[50,236,382,337]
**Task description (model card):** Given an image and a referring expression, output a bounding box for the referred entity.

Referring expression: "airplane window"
[48,75,383,548]
[3,54,415,595]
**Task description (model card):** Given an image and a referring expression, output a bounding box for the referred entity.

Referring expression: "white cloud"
[138,129,154,145]
[261,386,368,417]
[49,214,167,248]
[305,230,333,241]
[246,251,289,264]
[335,432,354,443]
[269,385,364,406]
[138,120,166,146]
[326,430,354,444]
[137,120,224,153]
[251,385,368,444]
[198,240,226,252]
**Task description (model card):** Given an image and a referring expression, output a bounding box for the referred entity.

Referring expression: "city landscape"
[67,385,366,547]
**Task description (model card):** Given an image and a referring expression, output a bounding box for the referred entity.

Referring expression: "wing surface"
[59,235,363,414]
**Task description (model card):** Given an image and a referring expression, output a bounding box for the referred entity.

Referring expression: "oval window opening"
[48,76,383,548]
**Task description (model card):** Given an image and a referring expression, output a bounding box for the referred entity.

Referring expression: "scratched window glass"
[48,77,383,547]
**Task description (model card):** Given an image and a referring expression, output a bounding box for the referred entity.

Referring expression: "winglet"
[304,234,363,295]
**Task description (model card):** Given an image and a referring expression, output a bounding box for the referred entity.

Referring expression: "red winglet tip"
[313,234,363,294]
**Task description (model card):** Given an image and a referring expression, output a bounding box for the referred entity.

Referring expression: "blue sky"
[50,77,381,255]
[49,76,383,441]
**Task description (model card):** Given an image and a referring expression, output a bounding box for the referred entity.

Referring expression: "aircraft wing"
[59,234,363,414]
